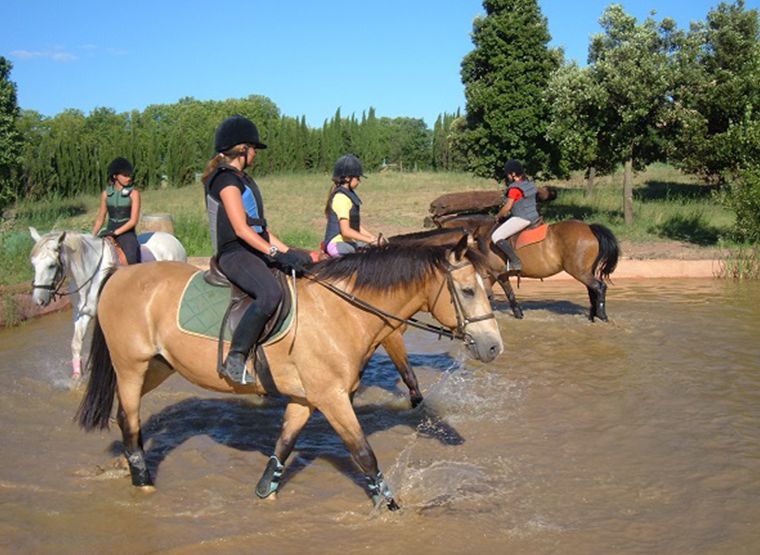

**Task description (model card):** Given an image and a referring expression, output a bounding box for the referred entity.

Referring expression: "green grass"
[2,166,753,286]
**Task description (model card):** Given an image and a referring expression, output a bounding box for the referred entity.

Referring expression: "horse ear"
[448,233,468,263]
[29,227,42,242]
[56,231,66,246]
[466,233,478,251]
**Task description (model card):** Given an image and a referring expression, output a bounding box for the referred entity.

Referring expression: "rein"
[302,260,495,341]
[31,236,106,302]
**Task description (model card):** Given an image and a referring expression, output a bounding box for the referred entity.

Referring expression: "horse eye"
[461,287,475,297]
[48,263,57,270]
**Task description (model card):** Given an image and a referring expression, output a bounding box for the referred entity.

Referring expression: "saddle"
[512,220,549,250]
[103,236,128,266]
[103,234,155,265]
[203,256,293,390]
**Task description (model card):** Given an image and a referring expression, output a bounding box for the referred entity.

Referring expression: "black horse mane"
[389,227,466,243]
[309,242,487,292]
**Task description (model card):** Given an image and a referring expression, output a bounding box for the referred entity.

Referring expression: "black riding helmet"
[333,154,365,179]
[504,159,525,178]
[214,115,268,153]
[108,157,133,180]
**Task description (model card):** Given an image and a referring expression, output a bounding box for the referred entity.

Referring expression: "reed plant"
[716,246,760,280]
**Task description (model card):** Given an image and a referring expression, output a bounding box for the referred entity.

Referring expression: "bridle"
[31,235,106,302]
[442,260,497,343]
[304,259,495,341]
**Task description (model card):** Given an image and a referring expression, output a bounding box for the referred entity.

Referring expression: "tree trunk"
[623,158,634,226]
[585,166,596,197]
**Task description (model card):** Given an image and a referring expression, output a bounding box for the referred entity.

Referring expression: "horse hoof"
[410,395,424,409]
[387,498,400,511]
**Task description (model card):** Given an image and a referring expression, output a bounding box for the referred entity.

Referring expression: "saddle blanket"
[177,271,295,344]
[515,223,549,250]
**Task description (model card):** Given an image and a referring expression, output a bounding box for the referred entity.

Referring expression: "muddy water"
[1,279,759,555]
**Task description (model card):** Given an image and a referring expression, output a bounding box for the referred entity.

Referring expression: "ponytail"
[324,182,339,218]
[201,145,249,183]
[323,176,351,217]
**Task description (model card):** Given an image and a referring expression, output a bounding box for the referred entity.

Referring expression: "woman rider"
[491,159,540,275]
[323,154,382,256]
[203,115,307,384]
[91,157,141,264]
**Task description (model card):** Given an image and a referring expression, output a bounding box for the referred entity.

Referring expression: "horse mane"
[309,242,488,293]
[389,227,466,243]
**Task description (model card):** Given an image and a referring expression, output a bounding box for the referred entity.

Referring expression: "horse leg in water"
[115,358,175,488]
[586,279,608,322]
[319,393,399,510]
[496,274,524,320]
[70,312,92,377]
[382,331,423,408]
[256,401,314,499]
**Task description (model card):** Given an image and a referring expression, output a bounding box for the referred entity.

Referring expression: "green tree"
[587,5,680,224]
[545,62,611,193]
[668,1,760,180]
[378,117,431,170]
[0,57,23,208]
[460,0,560,179]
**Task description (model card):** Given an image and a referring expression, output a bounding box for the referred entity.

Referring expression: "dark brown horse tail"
[75,270,118,431]
[589,224,619,282]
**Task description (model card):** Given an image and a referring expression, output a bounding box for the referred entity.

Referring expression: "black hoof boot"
[255,455,284,499]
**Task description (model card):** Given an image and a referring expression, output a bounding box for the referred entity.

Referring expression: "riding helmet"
[504,159,525,177]
[108,157,133,179]
[214,115,268,153]
[333,154,365,179]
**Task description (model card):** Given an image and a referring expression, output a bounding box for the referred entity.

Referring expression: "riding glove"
[273,250,307,274]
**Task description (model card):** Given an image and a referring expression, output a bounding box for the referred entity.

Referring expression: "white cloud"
[10,49,78,62]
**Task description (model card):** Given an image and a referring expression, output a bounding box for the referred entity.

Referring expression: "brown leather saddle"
[103,236,128,266]
[203,256,293,390]
[103,234,155,264]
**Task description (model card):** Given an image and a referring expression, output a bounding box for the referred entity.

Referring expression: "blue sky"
[3,0,758,127]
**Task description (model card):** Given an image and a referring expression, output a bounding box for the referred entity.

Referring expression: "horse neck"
[62,233,111,285]
[300,273,431,338]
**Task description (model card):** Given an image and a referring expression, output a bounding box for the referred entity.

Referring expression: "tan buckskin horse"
[433,214,619,322]
[76,237,502,511]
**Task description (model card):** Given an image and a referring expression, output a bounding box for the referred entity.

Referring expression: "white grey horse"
[29,228,187,377]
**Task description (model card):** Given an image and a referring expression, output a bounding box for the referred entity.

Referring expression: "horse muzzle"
[463,329,503,363]
[32,289,52,307]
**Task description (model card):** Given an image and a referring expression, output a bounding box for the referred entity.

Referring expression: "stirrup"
[219,352,255,385]
[505,261,522,276]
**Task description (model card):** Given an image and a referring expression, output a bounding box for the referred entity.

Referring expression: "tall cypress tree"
[460,0,560,178]
[0,57,23,208]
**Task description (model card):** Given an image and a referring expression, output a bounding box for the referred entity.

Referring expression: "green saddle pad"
[177,271,294,344]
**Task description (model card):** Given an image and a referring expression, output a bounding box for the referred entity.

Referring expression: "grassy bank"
[1,165,751,286]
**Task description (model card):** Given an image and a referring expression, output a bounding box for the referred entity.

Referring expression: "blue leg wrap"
[255,455,284,499]
[366,471,399,510]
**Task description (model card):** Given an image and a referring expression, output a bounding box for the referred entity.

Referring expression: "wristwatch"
[268,245,279,257]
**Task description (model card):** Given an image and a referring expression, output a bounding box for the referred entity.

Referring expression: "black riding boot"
[220,306,270,384]
[495,239,522,275]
